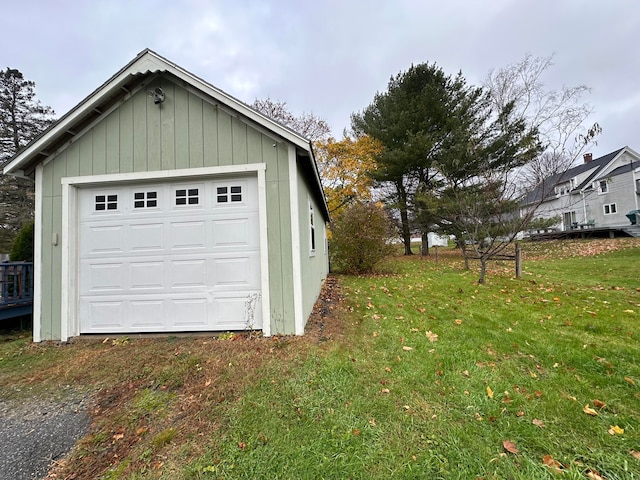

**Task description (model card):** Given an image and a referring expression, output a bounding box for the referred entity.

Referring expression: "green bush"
[329,202,395,274]
[9,220,34,261]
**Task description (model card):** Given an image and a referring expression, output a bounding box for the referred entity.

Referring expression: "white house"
[523,147,640,231]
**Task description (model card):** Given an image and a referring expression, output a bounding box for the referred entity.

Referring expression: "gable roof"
[521,147,633,205]
[3,49,329,218]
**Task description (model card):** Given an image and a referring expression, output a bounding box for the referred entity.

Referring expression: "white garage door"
[78,176,262,333]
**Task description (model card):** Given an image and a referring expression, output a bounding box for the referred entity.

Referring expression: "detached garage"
[3,49,329,341]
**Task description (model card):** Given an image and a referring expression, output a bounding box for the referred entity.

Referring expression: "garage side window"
[175,188,199,206]
[216,185,243,204]
[134,191,158,209]
[309,200,316,254]
[95,194,118,211]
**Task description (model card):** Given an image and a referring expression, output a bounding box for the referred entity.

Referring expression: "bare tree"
[484,53,600,190]
[251,98,331,142]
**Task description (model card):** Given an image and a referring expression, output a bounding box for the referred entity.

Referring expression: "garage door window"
[216,185,243,204]
[95,194,118,211]
[175,188,199,206]
[134,191,158,209]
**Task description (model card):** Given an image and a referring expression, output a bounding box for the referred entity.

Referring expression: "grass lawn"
[1,238,639,479]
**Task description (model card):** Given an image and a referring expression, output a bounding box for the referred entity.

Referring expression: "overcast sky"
[3,0,638,159]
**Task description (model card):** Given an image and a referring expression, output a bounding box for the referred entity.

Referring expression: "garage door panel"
[211,254,260,289]
[84,300,125,330]
[170,221,207,250]
[170,259,208,288]
[82,224,126,256]
[130,261,165,290]
[130,300,166,327]
[213,293,262,330]
[171,298,209,327]
[130,223,165,252]
[79,176,261,334]
[85,263,126,292]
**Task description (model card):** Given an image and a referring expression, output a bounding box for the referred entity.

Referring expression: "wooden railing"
[0,262,34,319]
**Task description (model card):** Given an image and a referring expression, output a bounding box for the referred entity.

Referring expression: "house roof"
[521,147,632,205]
[3,49,329,219]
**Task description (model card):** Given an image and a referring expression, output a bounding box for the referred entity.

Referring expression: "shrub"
[9,220,34,261]
[329,202,395,274]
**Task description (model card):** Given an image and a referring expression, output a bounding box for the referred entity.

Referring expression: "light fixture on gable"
[148,87,165,105]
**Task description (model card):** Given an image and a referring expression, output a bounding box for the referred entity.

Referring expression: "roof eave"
[4,49,313,175]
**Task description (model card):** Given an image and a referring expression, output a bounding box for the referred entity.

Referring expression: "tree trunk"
[421,231,429,256]
[461,242,469,270]
[478,257,487,284]
[396,180,413,255]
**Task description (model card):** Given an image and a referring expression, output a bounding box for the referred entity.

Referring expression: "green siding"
[37,73,325,340]
[296,161,330,322]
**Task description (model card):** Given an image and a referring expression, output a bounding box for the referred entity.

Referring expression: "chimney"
[583,153,593,163]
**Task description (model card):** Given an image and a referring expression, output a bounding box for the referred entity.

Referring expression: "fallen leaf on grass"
[631,450,640,460]
[402,346,413,351]
[532,418,545,428]
[503,440,519,454]
[487,386,494,399]
[586,469,606,480]
[583,404,599,416]
[592,399,606,409]
[624,377,636,386]
[454,319,463,325]
[380,388,390,394]
[426,331,438,342]
[542,454,564,473]
[608,425,624,435]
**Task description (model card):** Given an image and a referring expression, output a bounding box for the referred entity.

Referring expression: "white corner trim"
[257,168,271,337]
[32,165,43,343]
[60,182,80,341]
[288,145,304,335]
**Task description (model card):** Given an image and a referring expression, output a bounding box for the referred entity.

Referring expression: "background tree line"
[254,55,598,281]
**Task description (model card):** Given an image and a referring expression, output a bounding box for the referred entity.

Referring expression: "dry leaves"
[426,331,438,342]
[542,454,564,473]
[586,469,606,480]
[608,425,624,435]
[532,418,545,428]
[583,404,599,416]
[487,386,494,399]
[502,440,518,454]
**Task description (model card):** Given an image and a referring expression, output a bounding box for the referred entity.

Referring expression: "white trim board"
[288,145,304,335]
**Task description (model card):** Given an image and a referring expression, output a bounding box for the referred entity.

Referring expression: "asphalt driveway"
[0,392,90,480]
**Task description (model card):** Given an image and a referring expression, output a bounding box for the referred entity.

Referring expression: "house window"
[175,188,199,206]
[95,194,118,211]
[134,191,158,208]
[309,201,316,253]
[604,203,617,215]
[216,185,243,203]
[598,180,608,193]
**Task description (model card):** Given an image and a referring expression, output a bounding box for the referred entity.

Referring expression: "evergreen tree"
[0,68,55,251]
[351,63,485,255]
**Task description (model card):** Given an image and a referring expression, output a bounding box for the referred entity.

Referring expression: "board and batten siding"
[296,162,329,324]
[38,75,298,340]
